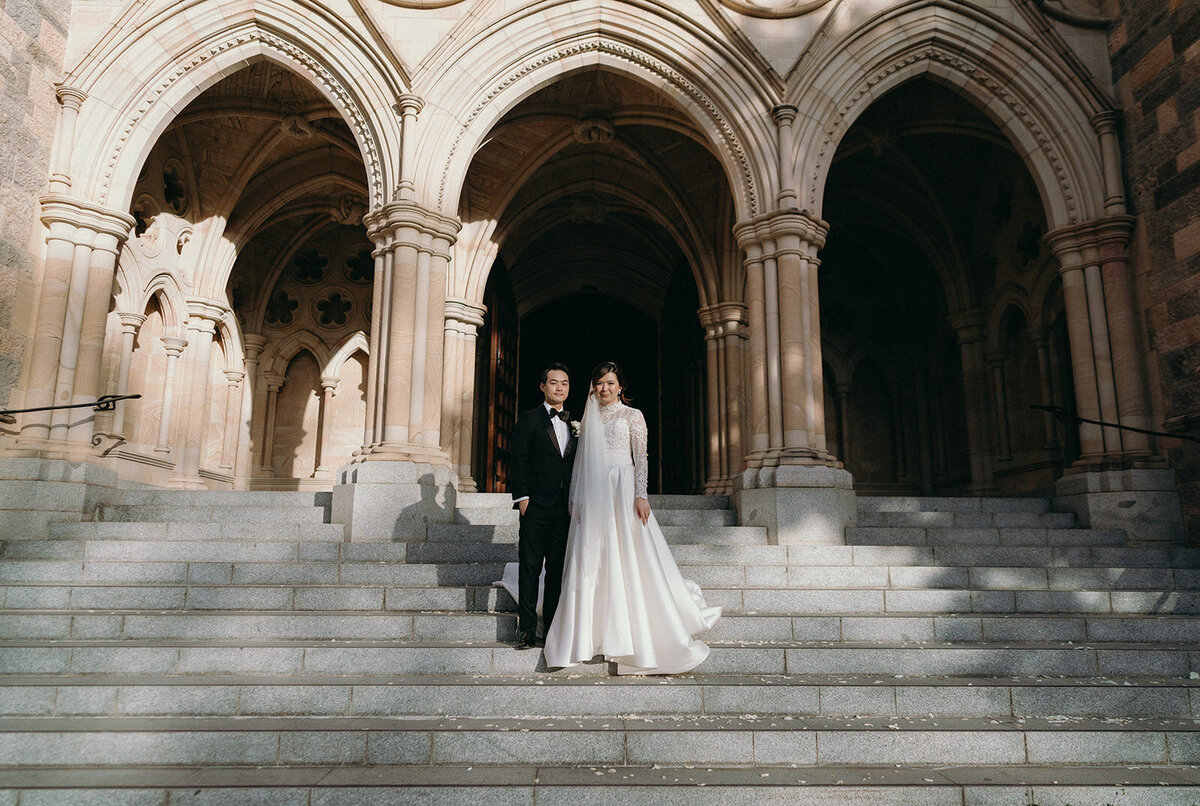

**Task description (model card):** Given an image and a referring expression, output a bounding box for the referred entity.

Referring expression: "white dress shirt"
[547,403,569,455]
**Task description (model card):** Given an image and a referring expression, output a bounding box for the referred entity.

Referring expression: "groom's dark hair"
[541,362,570,384]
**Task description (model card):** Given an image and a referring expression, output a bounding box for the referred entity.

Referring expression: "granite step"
[6,584,1199,616]
[453,507,737,527]
[46,522,346,541]
[114,491,334,508]
[2,765,1198,806]
[2,556,1196,590]
[856,511,1078,528]
[0,641,1191,677]
[858,496,1053,514]
[846,526,1126,546]
[11,540,1197,570]
[0,674,1193,718]
[426,524,767,544]
[95,505,331,524]
[5,609,1200,644]
[0,715,1197,768]
[456,493,731,511]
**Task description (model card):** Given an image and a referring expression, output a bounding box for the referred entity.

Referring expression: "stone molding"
[733,209,829,253]
[99,27,385,208]
[1044,216,1136,271]
[436,37,759,216]
[443,298,486,330]
[364,201,462,254]
[716,0,833,19]
[802,43,1090,226]
[39,196,136,245]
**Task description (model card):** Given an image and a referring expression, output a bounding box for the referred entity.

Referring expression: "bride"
[541,361,721,675]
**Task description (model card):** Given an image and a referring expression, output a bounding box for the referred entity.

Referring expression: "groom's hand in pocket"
[518,499,529,517]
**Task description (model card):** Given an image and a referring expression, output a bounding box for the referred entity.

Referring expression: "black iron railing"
[1032,404,1200,444]
[0,394,141,425]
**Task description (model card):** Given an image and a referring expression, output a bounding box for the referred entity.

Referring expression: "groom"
[509,363,576,650]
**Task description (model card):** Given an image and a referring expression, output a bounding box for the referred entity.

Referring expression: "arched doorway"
[819,79,1072,496]
[461,69,727,494]
[113,60,372,489]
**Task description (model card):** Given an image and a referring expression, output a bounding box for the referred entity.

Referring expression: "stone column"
[110,313,147,437]
[1048,218,1184,540]
[741,242,770,466]
[220,370,244,470]
[172,300,225,487]
[21,198,133,447]
[698,306,726,490]
[48,87,86,193]
[1092,112,1127,217]
[314,378,338,477]
[155,334,188,454]
[238,335,268,483]
[361,245,387,451]
[259,372,284,475]
[949,309,995,493]
[1030,329,1061,455]
[396,95,423,202]
[837,383,852,463]
[986,351,1012,461]
[1096,217,1150,456]
[719,303,748,483]
[442,299,486,490]
[333,201,462,540]
[731,210,853,544]
[67,229,125,447]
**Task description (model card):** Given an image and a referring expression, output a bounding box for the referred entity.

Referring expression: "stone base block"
[0,457,121,539]
[734,465,856,545]
[332,461,458,541]
[1054,468,1186,543]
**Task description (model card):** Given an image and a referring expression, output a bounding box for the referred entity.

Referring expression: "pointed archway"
[461,69,730,493]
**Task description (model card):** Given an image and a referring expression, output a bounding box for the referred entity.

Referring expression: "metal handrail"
[0,394,141,419]
[1032,404,1200,444]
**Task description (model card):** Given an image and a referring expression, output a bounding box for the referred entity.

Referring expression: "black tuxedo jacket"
[509,405,576,509]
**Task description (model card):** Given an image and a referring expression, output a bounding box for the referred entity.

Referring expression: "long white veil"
[568,392,608,527]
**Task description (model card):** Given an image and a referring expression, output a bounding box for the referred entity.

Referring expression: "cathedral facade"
[0,0,1194,540]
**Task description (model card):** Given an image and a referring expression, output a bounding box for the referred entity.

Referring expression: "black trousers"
[517,497,569,637]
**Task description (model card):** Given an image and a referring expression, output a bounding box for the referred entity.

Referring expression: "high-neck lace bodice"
[597,400,649,498]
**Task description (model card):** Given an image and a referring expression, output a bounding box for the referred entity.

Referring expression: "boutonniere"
[570,421,581,437]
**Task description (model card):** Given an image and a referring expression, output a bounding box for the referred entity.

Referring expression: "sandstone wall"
[1108,0,1200,534]
[0,0,71,407]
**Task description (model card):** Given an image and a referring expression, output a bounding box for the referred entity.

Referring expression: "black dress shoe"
[514,632,535,650]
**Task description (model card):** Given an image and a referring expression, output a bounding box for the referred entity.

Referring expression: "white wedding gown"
[501,395,720,675]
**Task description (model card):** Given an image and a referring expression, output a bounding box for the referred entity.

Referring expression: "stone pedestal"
[734,464,856,544]
[331,460,458,541]
[1054,468,1185,543]
[0,457,121,539]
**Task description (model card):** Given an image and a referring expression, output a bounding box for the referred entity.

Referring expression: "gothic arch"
[987,287,1035,354]
[326,332,370,380]
[61,2,402,212]
[141,274,187,331]
[413,2,778,221]
[264,331,331,378]
[790,1,1109,230]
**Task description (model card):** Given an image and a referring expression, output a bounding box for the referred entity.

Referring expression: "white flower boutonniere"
[570,420,581,437]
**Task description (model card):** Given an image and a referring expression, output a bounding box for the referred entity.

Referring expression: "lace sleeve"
[629,407,649,499]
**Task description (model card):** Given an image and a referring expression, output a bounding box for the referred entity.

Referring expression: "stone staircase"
[0,489,1198,803]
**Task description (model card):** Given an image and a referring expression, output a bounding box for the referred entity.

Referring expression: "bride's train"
[543,462,720,675]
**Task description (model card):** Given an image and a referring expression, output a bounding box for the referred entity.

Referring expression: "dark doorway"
[518,293,661,493]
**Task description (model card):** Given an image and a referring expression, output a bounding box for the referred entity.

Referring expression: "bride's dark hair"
[590,361,632,403]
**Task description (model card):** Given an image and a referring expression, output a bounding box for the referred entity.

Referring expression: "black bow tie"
[548,408,569,422]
